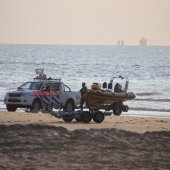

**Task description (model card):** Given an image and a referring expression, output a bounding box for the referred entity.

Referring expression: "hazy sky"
[0,0,170,45]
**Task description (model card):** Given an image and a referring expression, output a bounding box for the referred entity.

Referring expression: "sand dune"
[0,111,170,169]
[0,124,169,170]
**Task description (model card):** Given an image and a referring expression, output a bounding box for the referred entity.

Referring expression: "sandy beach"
[0,111,170,169]
[0,111,169,133]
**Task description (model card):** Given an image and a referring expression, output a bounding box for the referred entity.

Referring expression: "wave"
[23,62,59,66]
[130,107,170,112]
[132,64,141,67]
[1,61,60,66]
[135,98,170,102]
[136,92,161,96]
[149,65,170,69]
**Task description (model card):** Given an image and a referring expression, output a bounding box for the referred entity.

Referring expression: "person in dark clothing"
[80,82,89,111]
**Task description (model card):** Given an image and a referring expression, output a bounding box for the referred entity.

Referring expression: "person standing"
[80,82,89,111]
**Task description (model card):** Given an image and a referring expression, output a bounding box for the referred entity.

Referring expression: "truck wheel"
[31,99,41,113]
[113,103,123,116]
[63,100,75,112]
[62,116,74,122]
[6,104,17,112]
[92,111,104,123]
[81,111,92,123]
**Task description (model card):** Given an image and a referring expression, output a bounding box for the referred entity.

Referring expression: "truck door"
[59,83,72,106]
[40,82,60,108]
[49,82,61,107]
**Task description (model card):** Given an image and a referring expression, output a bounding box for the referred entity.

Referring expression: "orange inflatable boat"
[87,89,136,107]
[87,75,136,112]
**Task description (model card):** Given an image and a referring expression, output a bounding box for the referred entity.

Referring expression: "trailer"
[49,109,106,123]
[46,101,129,124]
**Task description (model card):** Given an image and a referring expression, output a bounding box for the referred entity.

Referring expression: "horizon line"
[0,42,170,47]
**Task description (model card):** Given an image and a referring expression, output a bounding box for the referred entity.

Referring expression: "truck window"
[51,83,60,91]
[42,83,60,91]
[64,84,71,92]
[20,82,43,90]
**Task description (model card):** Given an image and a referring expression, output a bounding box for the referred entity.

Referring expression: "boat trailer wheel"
[92,111,105,123]
[113,103,123,116]
[81,111,92,123]
[62,115,74,122]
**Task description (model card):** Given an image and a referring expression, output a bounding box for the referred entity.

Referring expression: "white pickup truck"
[4,78,81,112]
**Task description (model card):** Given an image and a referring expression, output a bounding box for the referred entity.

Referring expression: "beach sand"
[0,111,170,169]
[0,111,169,133]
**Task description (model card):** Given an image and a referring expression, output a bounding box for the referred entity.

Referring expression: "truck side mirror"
[17,87,22,90]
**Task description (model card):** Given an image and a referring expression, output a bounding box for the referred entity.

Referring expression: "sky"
[0,0,170,45]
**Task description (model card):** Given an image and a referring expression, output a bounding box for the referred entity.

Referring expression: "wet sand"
[0,111,170,169]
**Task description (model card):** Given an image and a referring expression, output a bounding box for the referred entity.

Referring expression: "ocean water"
[0,44,170,116]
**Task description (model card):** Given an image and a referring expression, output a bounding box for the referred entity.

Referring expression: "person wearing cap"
[80,82,89,111]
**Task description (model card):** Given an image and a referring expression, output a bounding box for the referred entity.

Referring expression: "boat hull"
[87,90,136,107]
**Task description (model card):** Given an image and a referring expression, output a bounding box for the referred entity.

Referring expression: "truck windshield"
[20,82,43,90]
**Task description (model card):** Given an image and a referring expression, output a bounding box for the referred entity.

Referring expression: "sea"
[0,44,170,117]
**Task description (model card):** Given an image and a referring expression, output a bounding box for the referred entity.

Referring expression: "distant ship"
[121,40,124,46]
[117,40,124,46]
[139,38,147,46]
[117,40,120,46]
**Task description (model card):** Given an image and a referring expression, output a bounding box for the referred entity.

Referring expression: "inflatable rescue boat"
[87,74,136,109]
[87,89,135,107]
